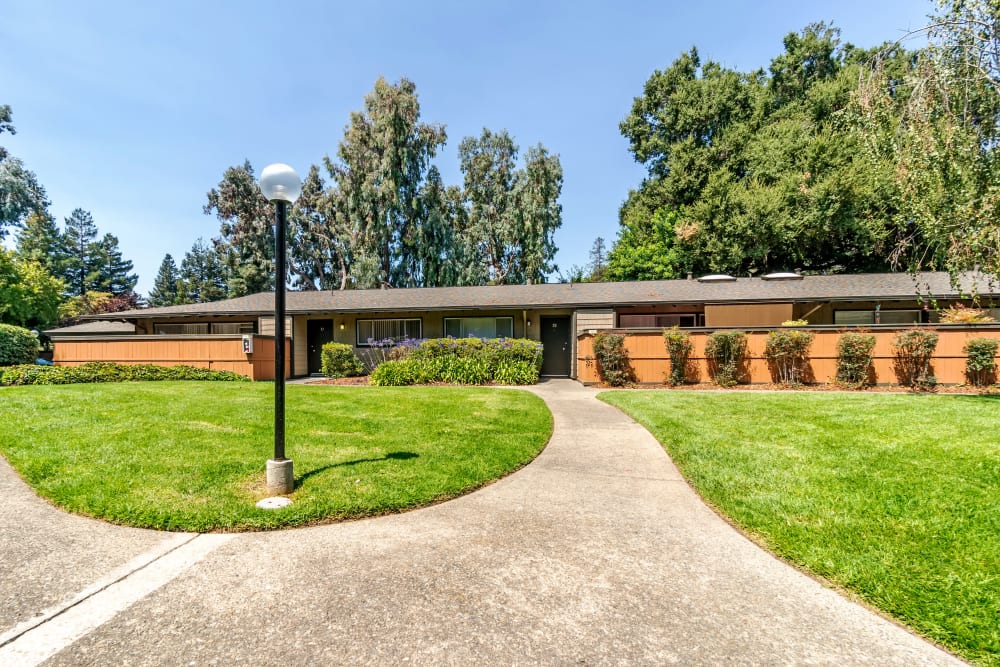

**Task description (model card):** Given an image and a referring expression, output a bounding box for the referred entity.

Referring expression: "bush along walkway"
[1,380,966,665]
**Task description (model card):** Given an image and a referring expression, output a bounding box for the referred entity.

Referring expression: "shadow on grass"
[296,451,419,485]
[951,392,1000,401]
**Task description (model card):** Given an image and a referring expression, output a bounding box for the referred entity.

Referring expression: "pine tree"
[148,254,181,307]
[16,210,66,276]
[62,208,100,296]
[93,233,138,295]
[587,237,608,281]
[179,238,228,303]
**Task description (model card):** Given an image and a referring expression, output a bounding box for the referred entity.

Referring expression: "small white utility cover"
[256,497,292,510]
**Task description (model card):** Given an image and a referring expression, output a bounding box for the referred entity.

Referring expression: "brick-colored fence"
[53,335,290,381]
[577,327,1000,385]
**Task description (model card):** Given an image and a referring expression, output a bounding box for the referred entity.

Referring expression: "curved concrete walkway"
[1,380,965,665]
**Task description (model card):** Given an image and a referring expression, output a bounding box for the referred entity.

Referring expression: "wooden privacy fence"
[53,335,290,381]
[577,327,1000,385]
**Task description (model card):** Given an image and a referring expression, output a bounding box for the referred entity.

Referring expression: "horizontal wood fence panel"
[53,336,289,381]
[578,328,1000,386]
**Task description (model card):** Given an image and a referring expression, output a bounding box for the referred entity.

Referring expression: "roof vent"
[761,272,804,281]
[697,274,737,283]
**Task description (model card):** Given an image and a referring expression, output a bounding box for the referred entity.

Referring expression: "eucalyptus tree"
[204,160,274,296]
[456,129,562,285]
[325,77,447,288]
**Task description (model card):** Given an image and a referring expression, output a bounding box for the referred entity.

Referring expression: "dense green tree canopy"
[0,249,64,328]
[203,78,562,292]
[610,24,905,280]
[855,0,1000,286]
[0,105,48,239]
[178,238,229,304]
[204,161,274,297]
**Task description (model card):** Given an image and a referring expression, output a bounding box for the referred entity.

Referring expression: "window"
[443,317,514,339]
[211,322,255,335]
[356,318,422,346]
[834,310,922,325]
[155,323,209,335]
[154,322,254,335]
[618,313,700,328]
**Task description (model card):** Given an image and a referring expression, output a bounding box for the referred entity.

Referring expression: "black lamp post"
[259,163,301,497]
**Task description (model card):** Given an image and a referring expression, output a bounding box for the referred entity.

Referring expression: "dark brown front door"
[307,319,334,374]
[540,316,571,376]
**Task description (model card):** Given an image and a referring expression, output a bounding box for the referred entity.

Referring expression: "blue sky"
[2,0,931,295]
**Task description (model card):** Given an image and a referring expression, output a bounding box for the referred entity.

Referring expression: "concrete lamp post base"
[265,458,294,495]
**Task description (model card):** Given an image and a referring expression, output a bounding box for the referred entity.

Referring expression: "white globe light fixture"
[259,163,302,204]
[259,162,300,501]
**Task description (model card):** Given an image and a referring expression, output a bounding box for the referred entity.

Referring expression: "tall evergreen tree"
[456,129,563,285]
[288,165,351,291]
[325,77,447,288]
[148,254,181,307]
[179,238,228,304]
[92,233,138,295]
[587,237,608,281]
[61,208,101,296]
[16,210,66,276]
[204,161,273,297]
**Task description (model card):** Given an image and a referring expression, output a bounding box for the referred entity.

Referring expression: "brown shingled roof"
[88,272,997,321]
[46,320,136,336]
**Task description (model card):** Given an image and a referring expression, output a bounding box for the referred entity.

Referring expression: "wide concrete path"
[2,380,964,665]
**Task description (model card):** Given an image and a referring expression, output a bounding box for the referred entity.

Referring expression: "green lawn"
[0,383,551,532]
[599,391,999,667]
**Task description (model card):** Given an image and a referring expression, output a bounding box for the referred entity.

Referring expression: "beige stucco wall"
[290,308,573,377]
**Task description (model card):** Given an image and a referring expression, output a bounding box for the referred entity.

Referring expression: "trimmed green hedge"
[370,338,543,386]
[0,362,250,386]
[320,342,365,378]
[0,324,38,366]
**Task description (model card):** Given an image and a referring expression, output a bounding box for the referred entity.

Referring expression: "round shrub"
[964,337,998,387]
[0,324,38,366]
[369,359,419,386]
[320,342,365,378]
[835,332,876,388]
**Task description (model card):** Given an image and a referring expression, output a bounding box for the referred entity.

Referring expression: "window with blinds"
[154,322,254,335]
[834,310,922,325]
[356,318,422,346]
[443,317,514,339]
[617,313,700,328]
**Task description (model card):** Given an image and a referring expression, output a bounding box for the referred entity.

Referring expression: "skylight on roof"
[697,274,737,282]
[761,272,803,281]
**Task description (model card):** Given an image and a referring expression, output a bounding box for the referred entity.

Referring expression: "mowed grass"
[0,383,551,532]
[600,391,999,666]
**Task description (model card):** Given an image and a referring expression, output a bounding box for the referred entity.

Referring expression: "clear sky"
[2,0,932,296]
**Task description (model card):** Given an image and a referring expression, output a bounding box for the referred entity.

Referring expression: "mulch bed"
[305,376,370,386]
[599,381,999,395]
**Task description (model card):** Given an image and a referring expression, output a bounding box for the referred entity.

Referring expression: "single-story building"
[46,271,1000,381]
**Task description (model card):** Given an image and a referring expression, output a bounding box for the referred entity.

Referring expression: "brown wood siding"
[53,336,289,380]
[577,328,1000,385]
[704,303,794,327]
[575,309,615,335]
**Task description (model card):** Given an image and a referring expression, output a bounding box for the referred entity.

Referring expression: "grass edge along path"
[0,383,552,532]
[599,390,999,667]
